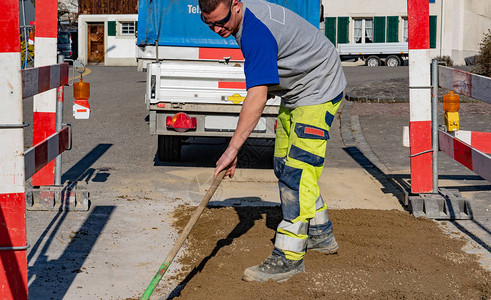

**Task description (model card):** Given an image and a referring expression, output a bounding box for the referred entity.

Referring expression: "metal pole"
[431,59,439,194]
[21,0,28,68]
[155,40,159,63]
[54,55,65,186]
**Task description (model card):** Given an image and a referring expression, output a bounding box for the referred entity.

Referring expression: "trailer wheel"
[386,55,401,67]
[366,56,381,67]
[158,135,181,161]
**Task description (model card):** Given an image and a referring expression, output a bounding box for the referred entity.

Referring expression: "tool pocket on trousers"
[288,145,324,167]
[294,123,330,140]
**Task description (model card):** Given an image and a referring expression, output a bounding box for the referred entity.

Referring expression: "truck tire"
[365,56,381,67]
[158,135,181,161]
[386,55,401,67]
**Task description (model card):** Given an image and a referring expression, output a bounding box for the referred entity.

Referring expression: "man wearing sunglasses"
[200,0,346,282]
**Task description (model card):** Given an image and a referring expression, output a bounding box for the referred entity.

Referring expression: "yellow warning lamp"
[443,91,459,132]
[73,77,91,119]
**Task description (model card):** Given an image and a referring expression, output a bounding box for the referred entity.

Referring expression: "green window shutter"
[337,17,349,44]
[373,17,386,43]
[429,15,437,48]
[108,21,116,36]
[386,16,399,42]
[325,17,336,46]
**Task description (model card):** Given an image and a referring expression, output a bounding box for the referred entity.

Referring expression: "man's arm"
[214,85,268,177]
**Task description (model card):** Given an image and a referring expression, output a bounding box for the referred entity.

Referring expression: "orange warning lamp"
[443,91,459,132]
[73,78,91,119]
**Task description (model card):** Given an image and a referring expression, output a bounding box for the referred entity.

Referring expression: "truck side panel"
[137,0,321,48]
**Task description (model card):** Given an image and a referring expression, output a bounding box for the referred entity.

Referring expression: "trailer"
[337,42,409,66]
[136,0,322,161]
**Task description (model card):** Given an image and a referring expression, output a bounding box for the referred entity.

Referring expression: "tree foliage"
[474,29,491,77]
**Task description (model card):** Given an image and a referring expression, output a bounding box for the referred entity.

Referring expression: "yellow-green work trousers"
[273,93,343,261]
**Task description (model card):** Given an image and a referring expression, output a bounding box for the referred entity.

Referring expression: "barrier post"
[431,59,439,194]
[54,54,65,186]
[408,0,432,194]
[0,1,29,298]
[32,0,58,186]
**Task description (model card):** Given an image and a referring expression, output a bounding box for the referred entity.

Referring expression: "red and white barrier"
[439,66,491,104]
[0,1,28,299]
[408,0,432,193]
[33,0,58,186]
[437,62,491,183]
[439,130,491,182]
[453,130,491,154]
[22,63,69,99]
[24,127,70,180]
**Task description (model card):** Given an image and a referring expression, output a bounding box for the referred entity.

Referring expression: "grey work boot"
[243,252,305,282]
[307,231,339,254]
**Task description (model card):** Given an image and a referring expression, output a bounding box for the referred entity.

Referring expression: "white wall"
[78,14,138,66]
[323,0,491,65]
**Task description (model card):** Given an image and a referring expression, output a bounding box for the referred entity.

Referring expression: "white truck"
[337,42,409,66]
[136,0,323,161]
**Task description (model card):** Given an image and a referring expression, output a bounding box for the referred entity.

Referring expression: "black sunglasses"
[200,0,233,27]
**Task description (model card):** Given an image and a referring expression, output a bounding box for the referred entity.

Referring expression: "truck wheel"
[386,55,401,67]
[158,135,181,161]
[365,56,381,67]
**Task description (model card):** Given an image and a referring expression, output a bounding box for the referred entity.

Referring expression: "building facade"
[77,0,138,66]
[323,0,491,65]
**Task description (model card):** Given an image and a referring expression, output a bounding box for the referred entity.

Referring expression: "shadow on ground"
[28,206,115,299]
[62,143,113,185]
[153,137,274,169]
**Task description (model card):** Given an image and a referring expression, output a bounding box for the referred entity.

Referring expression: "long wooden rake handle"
[141,169,227,300]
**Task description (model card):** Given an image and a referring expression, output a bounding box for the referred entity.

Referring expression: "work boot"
[307,231,338,254]
[243,252,305,282]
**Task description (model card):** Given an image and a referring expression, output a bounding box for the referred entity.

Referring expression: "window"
[403,18,408,42]
[325,17,337,45]
[386,16,399,42]
[354,18,373,43]
[337,17,349,44]
[121,22,135,35]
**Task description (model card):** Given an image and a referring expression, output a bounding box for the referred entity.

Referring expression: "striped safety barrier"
[32,0,58,186]
[439,66,491,104]
[24,127,70,180]
[22,63,69,99]
[437,65,491,183]
[439,130,491,183]
[408,0,432,193]
[0,1,28,299]
[453,130,491,154]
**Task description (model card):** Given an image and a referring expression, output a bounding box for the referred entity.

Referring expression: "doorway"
[88,23,104,63]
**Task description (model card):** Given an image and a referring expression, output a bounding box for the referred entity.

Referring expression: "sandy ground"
[164,206,491,299]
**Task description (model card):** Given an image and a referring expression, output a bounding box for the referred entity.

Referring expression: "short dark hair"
[199,0,231,14]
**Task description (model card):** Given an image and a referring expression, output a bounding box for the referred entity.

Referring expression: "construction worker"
[201,0,346,282]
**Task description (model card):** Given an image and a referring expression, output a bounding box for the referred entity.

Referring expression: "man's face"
[201,0,238,38]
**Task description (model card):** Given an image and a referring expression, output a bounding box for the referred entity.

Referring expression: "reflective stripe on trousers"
[273,95,342,260]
